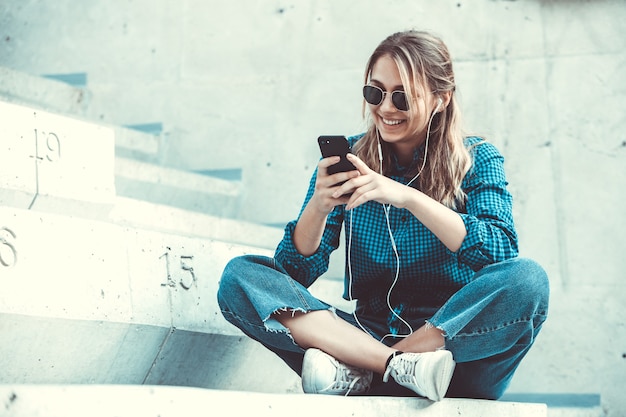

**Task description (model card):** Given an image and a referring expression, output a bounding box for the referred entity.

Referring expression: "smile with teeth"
[382,118,405,126]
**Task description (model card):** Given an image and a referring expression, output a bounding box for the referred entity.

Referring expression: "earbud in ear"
[434,97,443,113]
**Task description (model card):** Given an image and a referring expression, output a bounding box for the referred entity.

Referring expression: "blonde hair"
[353,30,472,210]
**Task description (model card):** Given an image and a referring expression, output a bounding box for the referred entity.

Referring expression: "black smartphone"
[317,135,356,175]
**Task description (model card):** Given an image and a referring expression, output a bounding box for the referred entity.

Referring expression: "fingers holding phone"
[313,157,357,209]
[317,135,359,196]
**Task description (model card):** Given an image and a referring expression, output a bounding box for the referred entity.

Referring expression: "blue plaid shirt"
[275,135,518,317]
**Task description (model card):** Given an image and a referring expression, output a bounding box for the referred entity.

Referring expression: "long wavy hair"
[353,31,473,210]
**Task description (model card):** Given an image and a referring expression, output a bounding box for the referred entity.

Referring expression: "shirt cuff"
[274,220,330,286]
[456,213,492,271]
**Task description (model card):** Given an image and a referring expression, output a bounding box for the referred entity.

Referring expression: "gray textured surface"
[0,1,624,415]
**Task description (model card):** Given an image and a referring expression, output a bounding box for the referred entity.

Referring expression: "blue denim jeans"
[217,255,549,400]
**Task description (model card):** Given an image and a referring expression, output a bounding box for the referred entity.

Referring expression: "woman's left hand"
[334,153,412,211]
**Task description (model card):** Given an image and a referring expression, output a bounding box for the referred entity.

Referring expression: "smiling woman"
[217,30,549,401]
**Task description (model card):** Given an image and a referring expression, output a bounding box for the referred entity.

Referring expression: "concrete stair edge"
[0,66,90,116]
[115,156,240,196]
[0,384,548,417]
[114,156,244,218]
[108,195,283,250]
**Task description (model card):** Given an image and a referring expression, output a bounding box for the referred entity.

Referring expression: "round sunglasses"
[363,85,409,111]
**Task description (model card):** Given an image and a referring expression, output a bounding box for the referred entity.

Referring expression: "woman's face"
[367,55,436,153]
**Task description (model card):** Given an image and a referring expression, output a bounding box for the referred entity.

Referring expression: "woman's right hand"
[310,156,360,215]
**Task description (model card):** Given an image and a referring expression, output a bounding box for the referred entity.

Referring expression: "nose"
[380,92,396,112]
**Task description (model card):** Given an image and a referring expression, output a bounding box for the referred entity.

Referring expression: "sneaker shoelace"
[330,366,368,396]
[394,355,420,384]
[345,375,364,397]
[383,354,420,386]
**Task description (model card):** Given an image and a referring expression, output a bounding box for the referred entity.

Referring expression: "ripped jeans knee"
[217,255,333,353]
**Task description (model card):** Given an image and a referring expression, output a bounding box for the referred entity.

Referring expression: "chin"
[378,127,409,143]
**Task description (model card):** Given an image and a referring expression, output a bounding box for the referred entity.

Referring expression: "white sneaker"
[382,350,455,401]
[301,348,373,395]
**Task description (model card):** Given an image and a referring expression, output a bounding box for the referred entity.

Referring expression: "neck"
[391,136,426,166]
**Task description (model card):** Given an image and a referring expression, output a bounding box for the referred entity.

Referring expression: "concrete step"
[108,196,282,249]
[114,156,242,219]
[0,99,116,218]
[0,203,346,332]
[0,67,163,164]
[106,201,348,313]
[0,385,548,417]
[0,314,301,393]
[502,394,602,417]
[107,198,352,310]
[0,205,262,334]
[0,67,90,117]
[0,93,284,255]
[1,98,245,221]
[1,72,285,224]
[113,123,162,164]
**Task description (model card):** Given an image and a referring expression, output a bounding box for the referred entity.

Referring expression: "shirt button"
[401,216,407,222]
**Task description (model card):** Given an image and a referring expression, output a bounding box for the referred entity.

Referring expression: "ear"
[437,91,452,112]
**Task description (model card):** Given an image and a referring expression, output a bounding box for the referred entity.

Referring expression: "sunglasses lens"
[392,92,409,111]
[363,85,383,105]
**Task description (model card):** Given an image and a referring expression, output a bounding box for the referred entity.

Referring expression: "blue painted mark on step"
[194,169,242,182]
[42,72,88,87]
[125,123,163,135]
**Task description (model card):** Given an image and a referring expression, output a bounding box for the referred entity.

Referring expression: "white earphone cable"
[348,102,440,341]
